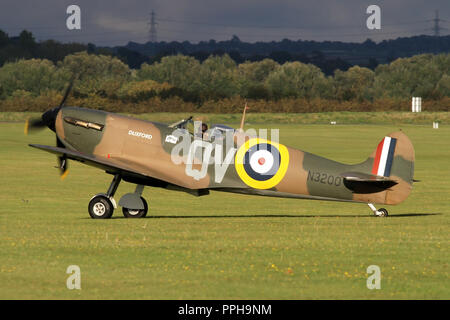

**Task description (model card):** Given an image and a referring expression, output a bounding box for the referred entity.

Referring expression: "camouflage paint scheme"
[33,107,415,206]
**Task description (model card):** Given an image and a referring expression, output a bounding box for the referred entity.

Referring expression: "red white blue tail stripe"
[371,136,397,177]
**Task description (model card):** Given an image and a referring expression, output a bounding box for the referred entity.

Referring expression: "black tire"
[378,208,388,217]
[88,195,114,219]
[122,197,148,218]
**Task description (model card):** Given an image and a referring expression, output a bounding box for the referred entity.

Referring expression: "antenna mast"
[433,10,441,36]
[149,10,157,42]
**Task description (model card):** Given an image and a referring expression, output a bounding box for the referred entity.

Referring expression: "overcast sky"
[1,0,449,46]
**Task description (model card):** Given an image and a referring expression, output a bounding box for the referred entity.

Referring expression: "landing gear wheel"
[122,197,148,218]
[376,208,388,217]
[88,195,114,219]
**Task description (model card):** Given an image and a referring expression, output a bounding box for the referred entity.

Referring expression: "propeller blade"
[24,118,47,135]
[56,137,69,180]
[58,78,75,109]
[25,78,76,136]
[59,156,69,180]
[56,136,65,148]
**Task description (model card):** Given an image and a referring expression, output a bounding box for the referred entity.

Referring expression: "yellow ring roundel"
[235,138,289,189]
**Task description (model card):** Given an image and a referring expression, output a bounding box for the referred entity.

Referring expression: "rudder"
[354,131,415,205]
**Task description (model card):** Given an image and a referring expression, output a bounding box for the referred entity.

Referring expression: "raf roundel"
[235,138,289,189]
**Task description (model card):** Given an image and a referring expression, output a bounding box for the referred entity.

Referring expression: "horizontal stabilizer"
[341,171,397,182]
[341,171,398,194]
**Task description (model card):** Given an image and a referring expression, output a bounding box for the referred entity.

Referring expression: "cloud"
[0,0,448,45]
[96,15,147,35]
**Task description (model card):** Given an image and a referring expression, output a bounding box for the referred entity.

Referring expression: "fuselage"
[54,106,413,205]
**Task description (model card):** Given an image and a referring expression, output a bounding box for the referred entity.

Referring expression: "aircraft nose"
[41,107,60,132]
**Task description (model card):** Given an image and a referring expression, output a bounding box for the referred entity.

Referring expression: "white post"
[412,97,422,113]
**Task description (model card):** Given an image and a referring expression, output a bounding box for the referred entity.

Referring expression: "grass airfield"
[0,113,448,299]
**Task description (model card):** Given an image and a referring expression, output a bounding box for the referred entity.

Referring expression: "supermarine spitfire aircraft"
[26,82,415,219]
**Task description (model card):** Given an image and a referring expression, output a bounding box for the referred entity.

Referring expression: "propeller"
[58,79,74,109]
[24,118,46,135]
[57,137,69,180]
[25,78,74,134]
[25,78,75,180]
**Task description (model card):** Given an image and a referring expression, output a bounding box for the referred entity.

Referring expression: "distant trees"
[333,66,375,102]
[59,52,131,97]
[36,40,87,64]
[137,55,342,101]
[332,54,450,102]
[0,29,89,66]
[138,55,201,92]
[0,51,448,113]
[265,62,331,99]
[372,54,449,99]
[138,55,241,101]
[197,55,240,99]
[0,28,448,113]
[118,80,173,102]
[436,74,450,97]
[2,28,450,76]
[0,59,67,98]
[238,59,279,99]
[18,30,36,53]
[0,30,8,48]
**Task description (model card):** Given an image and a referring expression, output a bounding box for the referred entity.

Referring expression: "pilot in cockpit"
[195,122,209,140]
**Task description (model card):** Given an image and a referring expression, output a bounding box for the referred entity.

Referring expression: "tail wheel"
[122,197,148,218]
[88,195,114,219]
[377,208,389,217]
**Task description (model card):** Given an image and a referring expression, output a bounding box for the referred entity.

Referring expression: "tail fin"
[353,131,415,205]
[371,136,398,177]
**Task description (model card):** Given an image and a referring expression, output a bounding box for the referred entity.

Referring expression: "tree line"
[0,29,356,75]
[126,34,450,70]
[0,51,448,113]
[2,29,450,74]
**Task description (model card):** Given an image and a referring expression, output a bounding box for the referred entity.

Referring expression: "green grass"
[1,111,450,125]
[0,114,448,299]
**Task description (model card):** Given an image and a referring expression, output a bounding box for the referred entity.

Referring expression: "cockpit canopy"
[208,124,235,141]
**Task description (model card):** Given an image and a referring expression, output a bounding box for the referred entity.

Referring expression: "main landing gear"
[88,174,149,219]
[367,203,388,217]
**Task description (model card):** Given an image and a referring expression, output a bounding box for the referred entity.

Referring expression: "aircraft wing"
[30,143,150,174]
[29,144,210,196]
